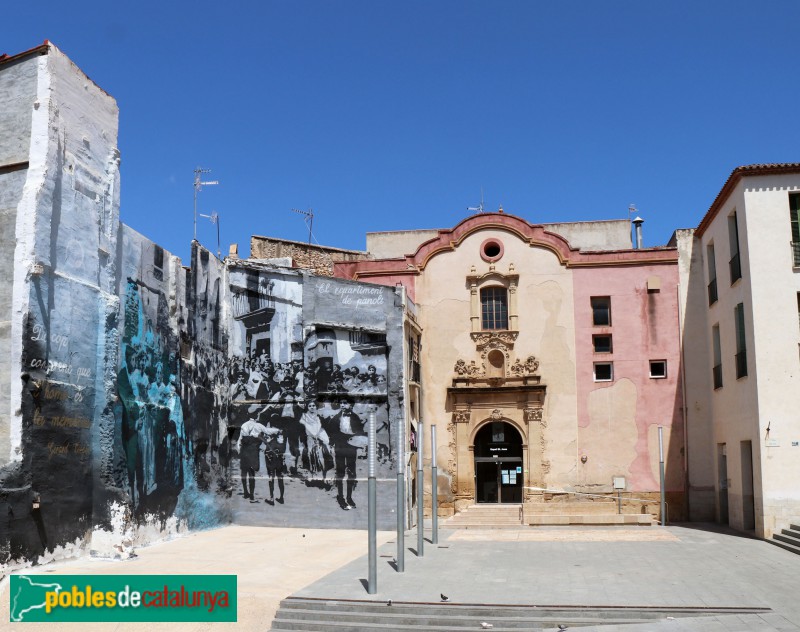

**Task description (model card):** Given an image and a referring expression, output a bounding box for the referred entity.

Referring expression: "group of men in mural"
[230,346,389,511]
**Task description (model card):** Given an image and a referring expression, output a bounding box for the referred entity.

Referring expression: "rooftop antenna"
[467,188,485,214]
[193,167,219,241]
[199,211,221,258]
[292,208,314,244]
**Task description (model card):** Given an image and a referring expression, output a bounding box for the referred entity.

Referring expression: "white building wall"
[740,175,800,537]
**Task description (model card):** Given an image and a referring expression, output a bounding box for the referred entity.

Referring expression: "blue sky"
[5,2,800,263]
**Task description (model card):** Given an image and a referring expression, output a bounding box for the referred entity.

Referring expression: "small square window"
[591,297,611,326]
[593,362,613,382]
[593,335,612,353]
[650,360,667,378]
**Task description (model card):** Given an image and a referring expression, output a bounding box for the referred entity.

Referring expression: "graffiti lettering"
[342,296,385,307]
[31,324,69,351]
[46,441,89,459]
[29,358,91,382]
[33,410,91,429]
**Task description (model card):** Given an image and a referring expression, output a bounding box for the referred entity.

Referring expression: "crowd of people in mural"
[228,350,388,401]
[118,284,192,511]
[228,347,390,511]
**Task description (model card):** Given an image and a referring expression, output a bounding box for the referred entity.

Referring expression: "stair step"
[775,531,800,547]
[270,598,772,632]
[768,537,800,556]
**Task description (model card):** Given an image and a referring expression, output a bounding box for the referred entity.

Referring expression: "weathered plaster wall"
[542,220,632,251]
[572,262,684,510]
[1,43,122,566]
[0,53,39,465]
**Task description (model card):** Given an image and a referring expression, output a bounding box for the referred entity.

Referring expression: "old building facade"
[1,43,799,570]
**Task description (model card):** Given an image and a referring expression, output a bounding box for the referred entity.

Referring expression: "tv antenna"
[193,167,219,241]
[199,211,221,258]
[292,208,314,244]
[467,188,485,214]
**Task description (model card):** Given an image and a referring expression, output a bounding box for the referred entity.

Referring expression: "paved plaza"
[3,523,800,631]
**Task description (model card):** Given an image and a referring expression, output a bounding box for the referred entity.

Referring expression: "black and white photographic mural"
[227,264,402,529]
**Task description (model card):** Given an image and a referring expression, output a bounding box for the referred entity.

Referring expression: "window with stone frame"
[480,286,509,330]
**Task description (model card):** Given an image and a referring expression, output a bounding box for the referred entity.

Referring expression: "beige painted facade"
[687,167,800,538]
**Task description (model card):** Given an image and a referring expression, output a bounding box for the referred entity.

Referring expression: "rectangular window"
[591,297,611,326]
[593,362,613,382]
[728,211,741,284]
[153,245,165,282]
[797,292,800,332]
[712,324,722,389]
[706,243,718,305]
[790,193,800,266]
[480,287,508,330]
[734,303,747,379]
[592,334,612,353]
[649,360,667,378]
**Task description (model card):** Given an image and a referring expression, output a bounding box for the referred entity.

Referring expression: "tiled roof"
[696,163,800,237]
[0,41,50,67]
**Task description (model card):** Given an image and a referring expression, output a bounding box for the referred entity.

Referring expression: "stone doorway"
[473,421,523,503]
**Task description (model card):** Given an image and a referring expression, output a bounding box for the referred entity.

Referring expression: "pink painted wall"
[572,262,685,493]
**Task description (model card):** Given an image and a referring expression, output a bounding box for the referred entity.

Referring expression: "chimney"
[632,216,644,249]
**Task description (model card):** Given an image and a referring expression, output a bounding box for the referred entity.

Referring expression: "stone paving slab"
[1,526,393,631]
[294,524,800,631]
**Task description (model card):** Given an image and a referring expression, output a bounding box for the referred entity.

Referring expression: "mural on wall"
[227,264,400,528]
[117,279,188,513]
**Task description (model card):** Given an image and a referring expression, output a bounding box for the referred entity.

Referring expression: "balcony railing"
[713,363,723,389]
[792,242,800,267]
[729,253,741,284]
[735,351,748,379]
[707,278,718,305]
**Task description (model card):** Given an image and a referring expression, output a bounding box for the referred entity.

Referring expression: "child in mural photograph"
[324,397,367,511]
[298,400,332,489]
[266,377,303,476]
[260,419,286,505]
[236,417,278,503]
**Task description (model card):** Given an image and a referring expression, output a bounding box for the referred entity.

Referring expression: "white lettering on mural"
[31,324,69,351]
[316,282,385,307]
[29,358,91,382]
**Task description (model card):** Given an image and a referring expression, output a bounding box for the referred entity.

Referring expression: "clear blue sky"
[5,1,800,263]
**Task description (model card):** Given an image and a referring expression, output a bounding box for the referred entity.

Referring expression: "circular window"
[480,238,504,262]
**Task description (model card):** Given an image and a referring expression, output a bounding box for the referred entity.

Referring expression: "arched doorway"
[473,421,523,503]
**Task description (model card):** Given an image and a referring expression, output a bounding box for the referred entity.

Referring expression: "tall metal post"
[417,418,424,557]
[431,424,438,545]
[368,410,377,593]
[658,426,666,526]
[396,414,405,572]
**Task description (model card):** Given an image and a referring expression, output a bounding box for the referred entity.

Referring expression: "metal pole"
[368,410,377,593]
[658,426,666,526]
[417,418,424,557]
[396,414,405,572]
[193,170,198,241]
[431,424,438,545]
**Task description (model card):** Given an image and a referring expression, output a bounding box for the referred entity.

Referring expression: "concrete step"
[269,597,771,631]
[770,527,800,556]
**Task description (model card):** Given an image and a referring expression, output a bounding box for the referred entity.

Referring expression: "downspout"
[676,283,690,520]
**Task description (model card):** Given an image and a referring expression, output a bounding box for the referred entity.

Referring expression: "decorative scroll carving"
[490,408,503,421]
[453,410,470,424]
[524,407,543,423]
[453,359,485,378]
[470,331,519,349]
[446,415,458,493]
[509,355,541,377]
[541,459,551,474]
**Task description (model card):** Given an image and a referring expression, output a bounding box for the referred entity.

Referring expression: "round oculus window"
[480,238,504,262]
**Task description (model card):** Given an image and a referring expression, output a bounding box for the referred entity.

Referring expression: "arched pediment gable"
[407,212,577,271]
